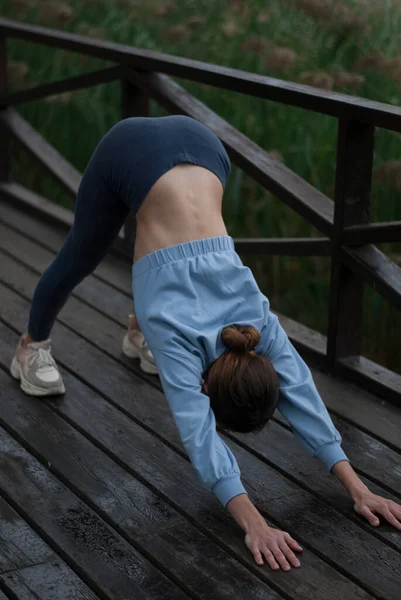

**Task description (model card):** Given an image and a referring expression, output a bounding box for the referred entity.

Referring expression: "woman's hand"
[353,490,401,530]
[226,493,303,570]
[332,461,401,530]
[245,521,303,570]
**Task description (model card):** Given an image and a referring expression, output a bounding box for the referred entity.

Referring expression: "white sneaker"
[122,315,158,375]
[11,334,66,397]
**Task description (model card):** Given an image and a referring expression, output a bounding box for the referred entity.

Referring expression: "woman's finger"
[359,505,380,526]
[389,501,401,520]
[279,543,301,568]
[251,546,264,566]
[284,533,303,552]
[270,546,291,571]
[262,547,280,571]
[381,507,401,531]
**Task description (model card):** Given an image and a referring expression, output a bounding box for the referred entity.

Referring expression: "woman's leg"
[12,166,129,396]
[28,174,129,341]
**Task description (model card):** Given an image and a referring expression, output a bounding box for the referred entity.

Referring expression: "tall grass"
[2,0,401,372]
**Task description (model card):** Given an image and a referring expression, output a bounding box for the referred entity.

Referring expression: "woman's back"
[135,164,228,262]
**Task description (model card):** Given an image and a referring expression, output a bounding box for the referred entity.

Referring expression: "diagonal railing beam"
[0,65,122,108]
[0,108,81,198]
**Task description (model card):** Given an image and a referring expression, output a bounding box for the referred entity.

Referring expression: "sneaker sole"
[10,357,66,397]
[122,335,158,375]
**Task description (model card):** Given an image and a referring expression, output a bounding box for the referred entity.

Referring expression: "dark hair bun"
[221,324,260,354]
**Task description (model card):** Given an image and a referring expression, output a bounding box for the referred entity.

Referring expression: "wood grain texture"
[0,182,74,230]
[0,497,54,574]
[342,244,401,311]
[0,362,283,600]
[1,18,401,130]
[0,426,190,600]
[1,562,100,600]
[0,285,399,600]
[0,300,377,600]
[0,198,129,294]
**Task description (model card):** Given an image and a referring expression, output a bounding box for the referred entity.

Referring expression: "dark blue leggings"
[28,116,230,340]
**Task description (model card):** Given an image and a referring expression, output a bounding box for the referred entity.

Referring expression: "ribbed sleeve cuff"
[212,474,248,507]
[314,441,349,472]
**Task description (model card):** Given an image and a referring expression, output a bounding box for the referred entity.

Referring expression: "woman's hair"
[205,324,279,433]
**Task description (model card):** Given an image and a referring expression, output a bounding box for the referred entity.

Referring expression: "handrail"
[2,18,401,130]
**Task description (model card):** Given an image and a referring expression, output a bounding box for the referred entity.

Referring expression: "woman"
[11,116,401,571]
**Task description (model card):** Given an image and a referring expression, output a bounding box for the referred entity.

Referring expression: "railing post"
[327,119,375,368]
[0,35,11,183]
[121,75,150,255]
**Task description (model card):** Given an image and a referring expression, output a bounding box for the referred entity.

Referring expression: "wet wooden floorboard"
[0,199,400,600]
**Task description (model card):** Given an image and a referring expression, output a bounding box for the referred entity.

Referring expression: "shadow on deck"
[0,198,400,600]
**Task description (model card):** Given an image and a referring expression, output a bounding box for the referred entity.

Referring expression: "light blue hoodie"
[133,236,348,507]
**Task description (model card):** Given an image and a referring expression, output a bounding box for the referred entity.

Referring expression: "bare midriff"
[134,164,228,263]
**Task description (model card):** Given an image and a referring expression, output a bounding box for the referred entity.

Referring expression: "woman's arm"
[153,346,304,570]
[261,312,401,531]
[227,493,303,570]
[259,313,348,471]
[332,461,401,530]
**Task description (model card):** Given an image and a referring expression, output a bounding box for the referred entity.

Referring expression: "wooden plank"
[2,253,398,553]
[0,198,130,296]
[0,287,398,599]
[141,71,334,235]
[0,66,122,108]
[0,182,74,231]
[229,421,401,547]
[310,367,401,452]
[327,120,374,363]
[0,428,190,600]
[0,109,81,198]
[343,221,401,246]
[0,225,132,329]
[0,325,379,600]
[0,368,283,600]
[338,355,401,409]
[0,497,54,574]
[342,244,401,311]
[1,561,100,600]
[1,225,400,457]
[1,19,401,131]
[234,237,331,256]
[0,497,100,598]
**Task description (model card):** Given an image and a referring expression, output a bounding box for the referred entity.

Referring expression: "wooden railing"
[1,18,400,404]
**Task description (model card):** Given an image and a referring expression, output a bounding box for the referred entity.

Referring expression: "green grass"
[2,0,401,372]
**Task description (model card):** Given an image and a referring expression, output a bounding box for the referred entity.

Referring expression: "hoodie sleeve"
[152,347,248,507]
[259,312,349,471]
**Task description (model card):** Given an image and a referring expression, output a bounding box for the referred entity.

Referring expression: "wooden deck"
[0,198,400,600]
